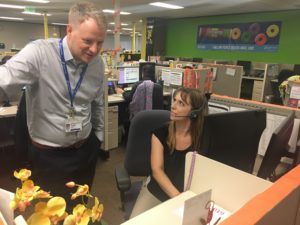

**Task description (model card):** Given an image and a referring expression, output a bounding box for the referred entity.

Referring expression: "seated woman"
[130,87,208,218]
[116,64,161,138]
[115,64,156,102]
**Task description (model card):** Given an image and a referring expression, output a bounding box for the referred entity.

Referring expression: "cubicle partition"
[157,64,242,97]
[200,63,243,98]
[156,66,210,94]
[209,94,300,158]
[157,62,243,98]
[220,164,300,225]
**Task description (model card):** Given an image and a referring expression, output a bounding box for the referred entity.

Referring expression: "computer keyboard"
[112,93,123,97]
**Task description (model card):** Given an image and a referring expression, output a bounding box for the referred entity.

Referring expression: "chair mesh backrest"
[14,90,29,160]
[152,83,164,110]
[124,110,170,176]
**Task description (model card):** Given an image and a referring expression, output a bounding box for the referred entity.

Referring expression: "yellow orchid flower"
[27,212,51,225]
[34,190,52,199]
[71,184,91,200]
[21,180,41,200]
[63,215,76,225]
[65,181,76,188]
[46,197,67,217]
[10,185,34,212]
[76,185,89,196]
[10,179,51,213]
[10,170,104,225]
[27,197,67,225]
[91,197,103,222]
[14,169,32,181]
[63,204,90,225]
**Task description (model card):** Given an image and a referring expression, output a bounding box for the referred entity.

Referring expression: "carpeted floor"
[91,146,130,225]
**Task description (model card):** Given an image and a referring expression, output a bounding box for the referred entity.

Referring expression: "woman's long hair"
[167,87,208,153]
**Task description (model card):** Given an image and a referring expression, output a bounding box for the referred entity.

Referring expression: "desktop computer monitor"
[200,109,266,173]
[164,56,176,61]
[257,111,295,180]
[192,57,203,63]
[117,66,140,85]
[294,64,300,75]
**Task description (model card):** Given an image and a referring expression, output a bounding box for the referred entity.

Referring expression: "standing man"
[0,1,107,209]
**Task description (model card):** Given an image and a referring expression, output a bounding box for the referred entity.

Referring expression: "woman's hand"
[115,87,124,94]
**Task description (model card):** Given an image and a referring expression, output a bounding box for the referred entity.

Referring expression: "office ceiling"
[0,0,300,35]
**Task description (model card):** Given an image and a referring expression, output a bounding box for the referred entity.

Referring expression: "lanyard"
[59,39,88,108]
[184,151,197,191]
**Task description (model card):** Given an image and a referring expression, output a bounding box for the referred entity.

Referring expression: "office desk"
[108,91,171,105]
[163,91,171,96]
[0,106,18,118]
[121,191,196,225]
[121,154,272,225]
[108,94,125,104]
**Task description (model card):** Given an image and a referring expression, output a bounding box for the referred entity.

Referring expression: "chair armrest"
[115,166,131,192]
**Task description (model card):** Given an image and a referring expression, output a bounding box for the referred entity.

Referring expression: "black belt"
[31,138,87,150]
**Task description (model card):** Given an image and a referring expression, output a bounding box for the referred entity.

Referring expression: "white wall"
[103,33,141,52]
[0,21,141,53]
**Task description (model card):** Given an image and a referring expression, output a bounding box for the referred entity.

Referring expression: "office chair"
[14,90,31,168]
[129,82,164,116]
[0,116,15,154]
[115,110,170,219]
[123,82,164,141]
[152,83,164,110]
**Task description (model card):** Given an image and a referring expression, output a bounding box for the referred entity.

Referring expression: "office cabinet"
[252,80,264,101]
[240,63,278,102]
[106,105,118,150]
[103,72,120,150]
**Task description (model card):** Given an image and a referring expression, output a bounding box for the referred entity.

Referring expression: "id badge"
[65,117,82,133]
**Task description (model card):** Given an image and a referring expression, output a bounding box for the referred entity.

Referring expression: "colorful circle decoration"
[199,27,208,38]
[248,23,261,35]
[241,31,252,43]
[266,24,280,38]
[231,28,241,40]
[255,33,267,46]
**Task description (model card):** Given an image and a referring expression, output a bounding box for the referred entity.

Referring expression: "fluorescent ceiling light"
[120,11,131,15]
[122,28,132,31]
[23,0,50,3]
[52,22,67,26]
[109,22,129,26]
[22,11,51,16]
[0,16,24,21]
[0,4,25,9]
[149,2,184,9]
[102,9,131,15]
